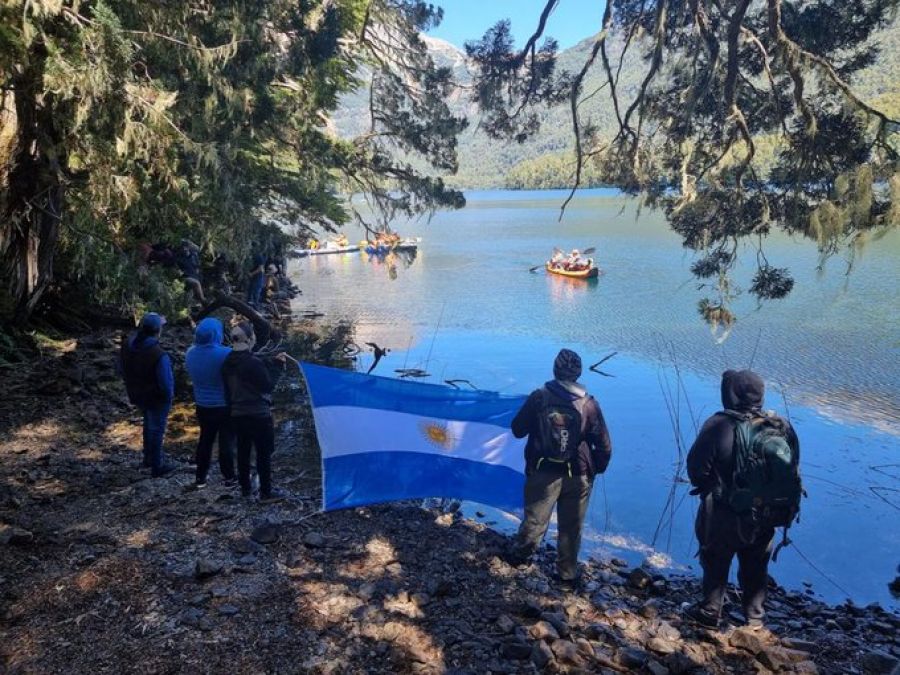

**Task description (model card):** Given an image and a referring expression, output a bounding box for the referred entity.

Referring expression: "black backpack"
[535,387,584,472]
[722,410,802,531]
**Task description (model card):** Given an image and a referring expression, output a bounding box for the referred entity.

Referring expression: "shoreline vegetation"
[2,317,899,674]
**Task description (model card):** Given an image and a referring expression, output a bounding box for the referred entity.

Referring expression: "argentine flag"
[301,363,528,513]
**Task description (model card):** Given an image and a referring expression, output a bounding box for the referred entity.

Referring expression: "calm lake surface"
[289,189,900,608]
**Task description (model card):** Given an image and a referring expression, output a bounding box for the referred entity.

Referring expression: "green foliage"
[461,0,900,316]
[0,0,465,321]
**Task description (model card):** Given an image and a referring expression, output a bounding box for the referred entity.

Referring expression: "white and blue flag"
[301,363,528,513]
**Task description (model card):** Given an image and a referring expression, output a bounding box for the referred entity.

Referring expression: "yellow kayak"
[546,262,599,279]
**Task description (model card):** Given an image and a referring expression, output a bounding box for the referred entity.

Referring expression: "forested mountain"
[335,22,900,190]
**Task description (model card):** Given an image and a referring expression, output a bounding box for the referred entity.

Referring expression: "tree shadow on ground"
[0,330,887,675]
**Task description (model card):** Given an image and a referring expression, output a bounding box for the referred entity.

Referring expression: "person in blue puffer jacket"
[119,313,177,477]
[185,318,237,489]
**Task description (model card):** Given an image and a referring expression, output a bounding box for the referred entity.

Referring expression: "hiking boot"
[223,478,238,488]
[152,462,179,478]
[556,576,582,593]
[259,487,289,504]
[683,603,720,629]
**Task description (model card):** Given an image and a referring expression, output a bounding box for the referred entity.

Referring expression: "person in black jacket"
[119,313,178,477]
[685,369,800,629]
[507,349,612,590]
[222,322,288,503]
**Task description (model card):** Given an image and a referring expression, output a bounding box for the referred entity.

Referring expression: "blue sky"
[429,0,605,50]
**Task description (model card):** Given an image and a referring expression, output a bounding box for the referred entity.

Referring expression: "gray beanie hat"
[553,348,582,381]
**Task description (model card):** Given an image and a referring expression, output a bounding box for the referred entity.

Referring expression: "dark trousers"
[696,499,775,621]
[141,405,170,473]
[195,406,236,483]
[514,470,593,581]
[233,414,274,497]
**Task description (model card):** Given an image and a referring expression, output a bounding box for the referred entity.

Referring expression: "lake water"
[289,189,900,608]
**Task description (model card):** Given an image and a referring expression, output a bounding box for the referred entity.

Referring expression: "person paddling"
[507,349,612,590]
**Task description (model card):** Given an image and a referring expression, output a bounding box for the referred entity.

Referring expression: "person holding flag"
[507,349,612,590]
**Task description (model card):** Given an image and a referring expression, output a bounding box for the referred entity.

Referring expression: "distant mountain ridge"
[334,24,900,189]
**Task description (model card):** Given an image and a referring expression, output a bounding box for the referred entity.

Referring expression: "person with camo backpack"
[685,369,802,630]
[506,349,612,591]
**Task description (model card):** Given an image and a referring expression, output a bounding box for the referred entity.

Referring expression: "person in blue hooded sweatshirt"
[119,313,177,477]
[185,318,237,489]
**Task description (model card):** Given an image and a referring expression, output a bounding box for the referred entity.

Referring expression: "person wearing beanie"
[684,369,801,630]
[507,348,612,590]
[185,318,237,489]
[221,321,288,502]
[119,312,178,477]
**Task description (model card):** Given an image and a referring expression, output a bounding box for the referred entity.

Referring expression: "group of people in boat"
[364,231,403,249]
[549,248,592,272]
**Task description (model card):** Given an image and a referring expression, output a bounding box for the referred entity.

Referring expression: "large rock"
[757,646,810,671]
[628,567,653,590]
[641,599,661,619]
[496,614,516,634]
[648,637,678,655]
[550,639,586,667]
[251,523,280,545]
[530,640,554,668]
[194,558,223,580]
[302,531,325,548]
[0,525,33,545]
[860,650,899,675]
[619,647,649,669]
[527,620,560,642]
[729,627,767,654]
[540,611,570,638]
[500,641,531,660]
[781,638,817,653]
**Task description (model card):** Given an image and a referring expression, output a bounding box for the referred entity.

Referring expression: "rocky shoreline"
[1,325,899,674]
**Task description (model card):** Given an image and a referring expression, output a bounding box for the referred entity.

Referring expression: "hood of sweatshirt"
[193,318,224,347]
[720,369,765,412]
[545,379,587,402]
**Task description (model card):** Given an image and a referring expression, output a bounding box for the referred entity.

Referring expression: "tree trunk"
[2,43,65,325]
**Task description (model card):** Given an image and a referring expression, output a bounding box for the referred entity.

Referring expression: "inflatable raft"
[545,262,599,279]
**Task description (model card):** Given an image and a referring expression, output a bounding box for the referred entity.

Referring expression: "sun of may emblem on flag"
[419,420,457,450]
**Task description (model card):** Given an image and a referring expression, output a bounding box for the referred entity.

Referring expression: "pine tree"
[0,0,465,321]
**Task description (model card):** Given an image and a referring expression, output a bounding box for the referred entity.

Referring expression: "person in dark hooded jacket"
[507,349,612,589]
[119,313,177,477]
[221,322,288,503]
[185,318,236,489]
[684,369,800,629]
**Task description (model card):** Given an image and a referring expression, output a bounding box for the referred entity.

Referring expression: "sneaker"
[259,487,289,504]
[223,478,238,488]
[745,618,765,631]
[683,603,720,629]
[193,481,207,490]
[152,462,179,478]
